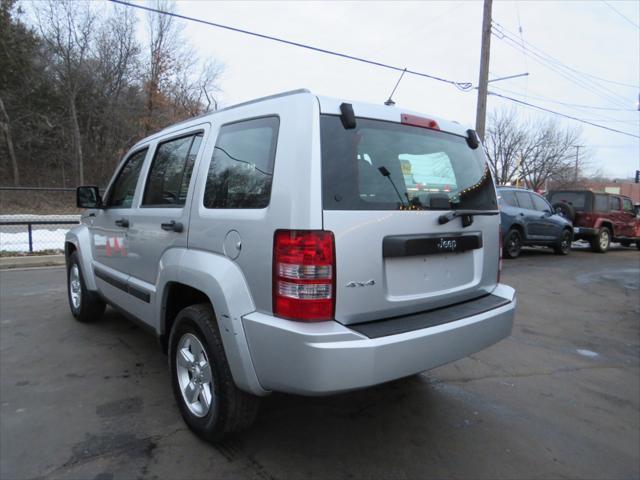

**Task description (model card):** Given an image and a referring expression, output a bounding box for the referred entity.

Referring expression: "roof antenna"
[384,68,407,106]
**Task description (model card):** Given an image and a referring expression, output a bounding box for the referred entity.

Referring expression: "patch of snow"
[576,349,599,358]
[0,228,69,252]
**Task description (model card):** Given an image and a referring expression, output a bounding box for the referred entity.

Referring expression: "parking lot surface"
[1,246,639,480]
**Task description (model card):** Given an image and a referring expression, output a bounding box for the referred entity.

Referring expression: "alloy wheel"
[69,264,81,309]
[176,333,214,417]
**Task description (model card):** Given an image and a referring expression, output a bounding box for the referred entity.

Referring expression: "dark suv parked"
[547,190,640,252]
[498,187,573,258]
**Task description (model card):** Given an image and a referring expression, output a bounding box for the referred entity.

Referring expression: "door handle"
[519,213,525,216]
[115,218,129,228]
[161,220,183,233]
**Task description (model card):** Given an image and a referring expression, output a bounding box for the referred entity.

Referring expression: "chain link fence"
[0,187,81,256]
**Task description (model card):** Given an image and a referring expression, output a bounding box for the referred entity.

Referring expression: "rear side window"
[623,198,633,212]
[106,148,148,208]
[321,116,496,211]
[609,196,621,211]
[499,190,518,207]
[515,191,534,210]
[204,116,279,209]
[143,133,203,207]
[531,193,550,212]
[594,195,608,212]
[548,192,588,211]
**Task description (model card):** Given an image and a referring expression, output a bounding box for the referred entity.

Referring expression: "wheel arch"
[156,249,269,397]
[64,226,97,291]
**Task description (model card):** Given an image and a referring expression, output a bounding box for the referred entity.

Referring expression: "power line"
[110,0,639,139]
[487,90,640,139]
[489,84,638,117]
[492,21,636,108]
[601,0,640,29]
[108,0,473,91]
[493,20,639,89]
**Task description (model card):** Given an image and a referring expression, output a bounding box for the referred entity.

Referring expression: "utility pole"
[573,145,583,183]
[475,0,493,142]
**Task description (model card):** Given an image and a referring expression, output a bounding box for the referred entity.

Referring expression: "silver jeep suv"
[67,89,516,441]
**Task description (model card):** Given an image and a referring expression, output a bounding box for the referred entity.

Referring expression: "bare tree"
[485,108,527,185]
[0,97,19,185]
[518,119,583,191]
[486,108,586,191]
[144,0,181,134]
[35,0,95,185]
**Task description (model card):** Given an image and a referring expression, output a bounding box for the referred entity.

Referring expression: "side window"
[515,191,534,210]
[106,148,148,208]
[531,193,550,212]
[622,198,633,212]
[609,196,621,211]
[203,116,279,209]
[499,190,518,207]
[594,194,608,212]
[142,133,203,207]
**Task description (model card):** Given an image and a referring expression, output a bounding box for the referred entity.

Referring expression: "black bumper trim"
[95,268,150,303]
[348,294,510,339]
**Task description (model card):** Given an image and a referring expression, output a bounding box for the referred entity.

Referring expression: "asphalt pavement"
[1,246,639,479]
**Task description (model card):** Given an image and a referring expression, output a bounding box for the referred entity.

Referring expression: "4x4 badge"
[345,280,375,288]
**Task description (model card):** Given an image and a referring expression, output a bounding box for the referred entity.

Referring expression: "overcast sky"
[122,0,639,178]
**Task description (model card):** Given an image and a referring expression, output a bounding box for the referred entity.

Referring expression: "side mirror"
[555,206,564,216]
[77,186,102,209]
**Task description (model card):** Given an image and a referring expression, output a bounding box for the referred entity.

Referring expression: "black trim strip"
[94,269,151,303]
[383,232,483,258]
[348,294,510,339]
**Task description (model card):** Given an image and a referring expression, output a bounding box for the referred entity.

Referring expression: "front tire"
[169,303,259,442]
[67,251,105,322]
[554,229,572,255]
[590,227,611,253]
[503,229,522,259]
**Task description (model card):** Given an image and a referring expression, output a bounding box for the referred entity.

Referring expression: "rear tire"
[67,251,105,323]
[169,303,259,442]
[503,229,522,259]
[590,227,611,253]
[554,229,572,255]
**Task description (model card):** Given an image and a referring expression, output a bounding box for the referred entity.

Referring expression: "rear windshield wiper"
[438,209,499,227]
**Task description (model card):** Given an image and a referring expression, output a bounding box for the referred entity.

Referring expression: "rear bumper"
[573,226,598,239]
[242,284,516,395]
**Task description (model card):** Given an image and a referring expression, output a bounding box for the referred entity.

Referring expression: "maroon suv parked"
[547,190,640,253]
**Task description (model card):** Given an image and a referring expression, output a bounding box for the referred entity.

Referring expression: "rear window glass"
[499,190,518,207]
[515,191,534,210]
[321,116,496,211]
[203,116,279,209]
[531,193,550,212]
[548,192,588,211]
[609,196,621,211]
[594,195,608,212]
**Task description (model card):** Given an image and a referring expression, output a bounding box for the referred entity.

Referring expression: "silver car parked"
[67,89,516,441]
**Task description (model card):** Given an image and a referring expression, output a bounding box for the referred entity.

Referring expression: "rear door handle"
[115,218,129,228]
[161,220,183,233]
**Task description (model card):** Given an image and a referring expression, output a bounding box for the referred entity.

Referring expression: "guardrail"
[1,187,81,255]
[0,220,80,253]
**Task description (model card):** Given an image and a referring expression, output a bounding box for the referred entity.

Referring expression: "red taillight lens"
[498,225,503,283]
[273,230,335,321]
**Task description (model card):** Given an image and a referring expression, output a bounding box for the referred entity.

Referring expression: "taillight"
[273,230,335,321]
[498,225,503,283]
